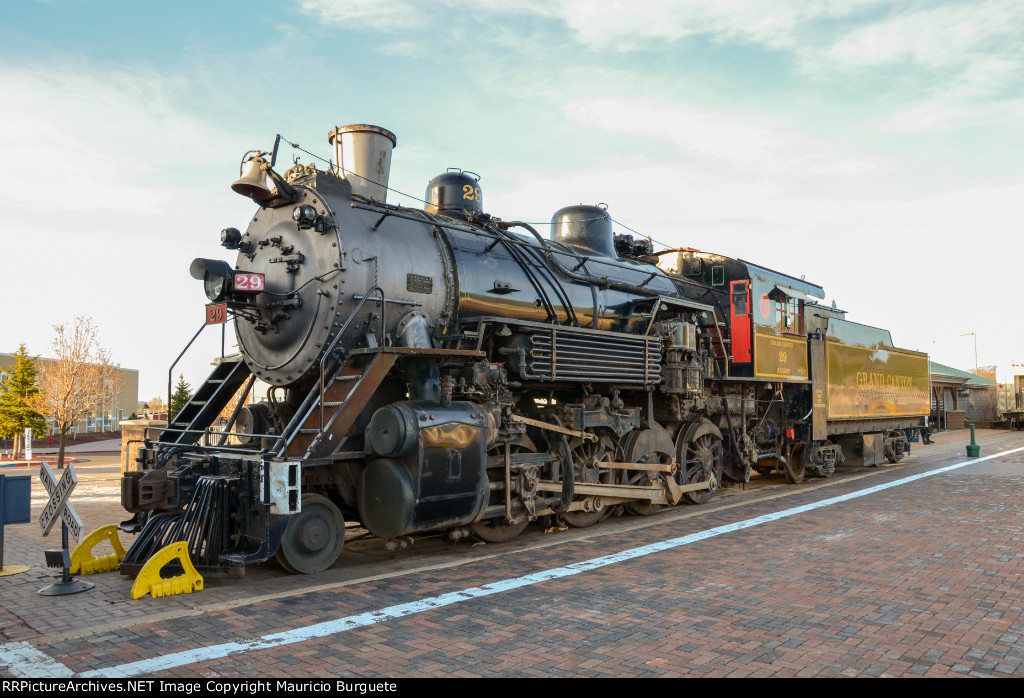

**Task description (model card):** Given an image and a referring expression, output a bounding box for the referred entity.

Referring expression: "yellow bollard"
[70,524,127,575]
[129,541,204,600]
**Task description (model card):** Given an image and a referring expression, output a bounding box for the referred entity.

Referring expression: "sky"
[1,0,1022,405]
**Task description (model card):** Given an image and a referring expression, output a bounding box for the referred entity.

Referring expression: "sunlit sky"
[1,0,1022,403]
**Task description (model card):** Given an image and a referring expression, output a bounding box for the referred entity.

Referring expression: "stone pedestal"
[120,420,167,473]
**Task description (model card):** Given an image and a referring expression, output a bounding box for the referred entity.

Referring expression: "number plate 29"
[234,272,265,293]
[206,303,228,325]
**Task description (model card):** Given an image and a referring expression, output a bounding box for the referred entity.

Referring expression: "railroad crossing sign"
[39,460,83,543]
[37,460,93,596]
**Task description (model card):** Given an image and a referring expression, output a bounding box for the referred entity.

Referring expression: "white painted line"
[7,446,1023,678]
[0,641,76,678]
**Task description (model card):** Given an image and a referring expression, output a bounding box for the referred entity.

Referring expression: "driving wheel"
[676,420,723,505]
[562,434,620,528]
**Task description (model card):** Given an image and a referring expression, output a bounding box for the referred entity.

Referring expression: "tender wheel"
[275,493,345,575]
[785,444,806,484]
[562,434,620,528]
[884,430,907,464]
[676,420,724,505]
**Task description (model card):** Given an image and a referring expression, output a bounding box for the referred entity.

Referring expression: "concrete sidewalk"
[0,438,122,468]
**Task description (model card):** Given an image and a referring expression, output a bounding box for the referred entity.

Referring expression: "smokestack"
[327,124,397,202]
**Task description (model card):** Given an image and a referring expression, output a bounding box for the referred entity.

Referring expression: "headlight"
[292,205,318,229]
[220,227,242,250]
[189,258,234,302]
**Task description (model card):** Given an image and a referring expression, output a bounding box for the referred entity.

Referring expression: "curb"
[0,457,81,469]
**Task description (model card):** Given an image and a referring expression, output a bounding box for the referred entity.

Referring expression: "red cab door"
[730,279,751,363]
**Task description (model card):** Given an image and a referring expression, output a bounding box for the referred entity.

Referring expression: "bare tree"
[145,396,166,418]
[36,316,123,468]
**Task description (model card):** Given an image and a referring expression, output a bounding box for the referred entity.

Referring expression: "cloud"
[548,0,853,52]
[0,59,260,399]
[565,98,877,178]
[297,0,1023,138]
[297,0,858,47]
[297,0,430,31]
[826,1,1022,70]
[0,61,245,216]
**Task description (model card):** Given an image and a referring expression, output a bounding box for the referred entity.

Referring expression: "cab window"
[732,283,748,315]
[712,265,725,287]
[777,296,803,334]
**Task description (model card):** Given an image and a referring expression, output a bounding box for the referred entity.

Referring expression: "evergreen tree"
[169,374,193,421]
[0,344,47,459]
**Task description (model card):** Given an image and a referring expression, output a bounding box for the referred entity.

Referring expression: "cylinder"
[328,124,397,202]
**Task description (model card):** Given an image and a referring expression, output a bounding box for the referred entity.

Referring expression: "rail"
[167,322,210,416]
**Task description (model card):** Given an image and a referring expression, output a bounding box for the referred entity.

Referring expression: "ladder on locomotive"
[268,285,394,461]
[269,285,484,460]
[273,350,396,461]
[162,287,394,462]
[168,287,482,462]
[161,357,253,445]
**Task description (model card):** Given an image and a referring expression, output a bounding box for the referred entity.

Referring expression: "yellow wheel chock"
[70,524,127,575]
[129,541,204,600]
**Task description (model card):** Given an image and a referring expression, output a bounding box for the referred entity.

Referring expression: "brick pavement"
[1,429,1023,677]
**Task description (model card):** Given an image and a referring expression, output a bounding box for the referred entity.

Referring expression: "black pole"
[60,519,71,585]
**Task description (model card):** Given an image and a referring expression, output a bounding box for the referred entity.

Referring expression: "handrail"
[267,286,389,459]
[318,285,386,430]
[708,309,730,377]
[167,322,209,418]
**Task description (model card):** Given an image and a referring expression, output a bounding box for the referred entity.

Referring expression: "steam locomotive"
[119,124,930,576]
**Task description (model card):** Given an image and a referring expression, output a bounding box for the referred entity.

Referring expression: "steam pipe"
[501,221,666,297]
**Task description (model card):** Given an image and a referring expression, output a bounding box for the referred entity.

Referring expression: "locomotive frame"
[118,124,929,577]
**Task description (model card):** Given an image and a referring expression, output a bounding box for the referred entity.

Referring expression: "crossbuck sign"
[39,460,83,544]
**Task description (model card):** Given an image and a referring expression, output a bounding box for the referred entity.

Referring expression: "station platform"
[1,428,1022,678]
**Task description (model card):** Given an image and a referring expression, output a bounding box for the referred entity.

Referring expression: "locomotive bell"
[231,153,272,200]
[551,203,616,258]
[425,169,482,218]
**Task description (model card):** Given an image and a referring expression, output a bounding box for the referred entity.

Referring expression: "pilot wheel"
[275,493,345,574]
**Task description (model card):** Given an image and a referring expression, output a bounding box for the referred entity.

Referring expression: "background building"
[929,361,997,429]
[0,352,138,434]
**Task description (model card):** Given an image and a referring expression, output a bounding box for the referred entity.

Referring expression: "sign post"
[37,460,93,595]
[24,427,32,460]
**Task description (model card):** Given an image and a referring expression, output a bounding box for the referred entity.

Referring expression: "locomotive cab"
[659,250,824,378]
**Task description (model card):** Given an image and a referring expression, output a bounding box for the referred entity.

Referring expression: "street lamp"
[960,332,978,374]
